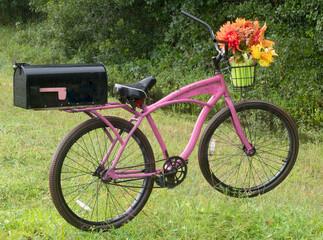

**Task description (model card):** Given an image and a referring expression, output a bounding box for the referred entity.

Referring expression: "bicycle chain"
[107,158,181,189]
[107,182,163,189]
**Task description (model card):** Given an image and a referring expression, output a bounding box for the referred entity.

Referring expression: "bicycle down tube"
[67,72,254,181]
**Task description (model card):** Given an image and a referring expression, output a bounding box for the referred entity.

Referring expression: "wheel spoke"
[70,142,98,168]
[61,172,92,181]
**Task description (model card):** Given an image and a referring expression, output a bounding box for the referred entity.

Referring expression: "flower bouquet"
[216,18,277,89]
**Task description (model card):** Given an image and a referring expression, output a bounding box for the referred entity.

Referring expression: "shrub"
[3,0,322,128]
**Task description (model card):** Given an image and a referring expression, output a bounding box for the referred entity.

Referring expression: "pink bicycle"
[49,12,299,231]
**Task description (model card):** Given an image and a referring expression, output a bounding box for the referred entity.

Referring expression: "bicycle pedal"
[153,173,166,188]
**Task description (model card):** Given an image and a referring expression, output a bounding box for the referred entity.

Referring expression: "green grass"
[0,25,322,239]
[0,69,322,239]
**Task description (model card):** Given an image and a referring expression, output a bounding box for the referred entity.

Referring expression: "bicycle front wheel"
[49,116,155,231]
[198,100,299,197]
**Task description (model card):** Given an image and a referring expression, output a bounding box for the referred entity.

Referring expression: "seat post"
[136,99,144,107]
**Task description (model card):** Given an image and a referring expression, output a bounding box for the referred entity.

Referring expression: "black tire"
[198,100,299,197]
[49,116,155,231]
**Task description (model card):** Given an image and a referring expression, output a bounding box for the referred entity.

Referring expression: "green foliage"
[30,0,170,63]
[0,25,66,76]
[1,0,322,128]
[0,0,40,25]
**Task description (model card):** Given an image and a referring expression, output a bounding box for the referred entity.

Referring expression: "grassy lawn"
[0,69,322,240]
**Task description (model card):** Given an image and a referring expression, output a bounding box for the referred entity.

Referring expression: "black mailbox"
[13,63,108,109]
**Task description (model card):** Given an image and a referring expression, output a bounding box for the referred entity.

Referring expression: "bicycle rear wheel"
[198,100,299,197]
[49,116,155,231]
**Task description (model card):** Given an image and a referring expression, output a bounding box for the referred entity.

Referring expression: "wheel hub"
[243,144,256,156]
[92,165,112,183]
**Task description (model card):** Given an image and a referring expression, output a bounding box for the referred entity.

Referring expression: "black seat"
[114,76,156,99]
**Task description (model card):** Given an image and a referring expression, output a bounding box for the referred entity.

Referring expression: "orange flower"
[250,23,267,47]
[236,18,256,42]
[262,39,275,48]
[216,21,240,54]
[235,18,247,27]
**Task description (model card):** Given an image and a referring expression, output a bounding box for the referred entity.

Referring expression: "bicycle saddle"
[114,76,156,99]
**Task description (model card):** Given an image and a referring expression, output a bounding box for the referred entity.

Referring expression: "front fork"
[225,97,255,156]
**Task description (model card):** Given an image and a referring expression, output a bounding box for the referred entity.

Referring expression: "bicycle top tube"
[143,73,228,117]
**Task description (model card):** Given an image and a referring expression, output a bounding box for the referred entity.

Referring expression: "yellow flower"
[269,49,278,56]
[259,50,278,67]
[251,45,262,59]
[259,56,272,67]
[251,43,278,67]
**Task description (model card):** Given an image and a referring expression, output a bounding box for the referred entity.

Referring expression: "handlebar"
[181,11,229,71]
[180,11,216,42]
[181,11,222,54]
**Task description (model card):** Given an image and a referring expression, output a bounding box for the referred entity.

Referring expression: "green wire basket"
[229,62,256,91]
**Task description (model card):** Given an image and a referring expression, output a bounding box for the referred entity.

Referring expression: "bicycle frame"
[65,72,254,181]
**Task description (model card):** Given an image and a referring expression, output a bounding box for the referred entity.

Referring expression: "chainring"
[163,156,188,188]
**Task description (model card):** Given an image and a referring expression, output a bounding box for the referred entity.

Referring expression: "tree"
[0,0,39,25]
